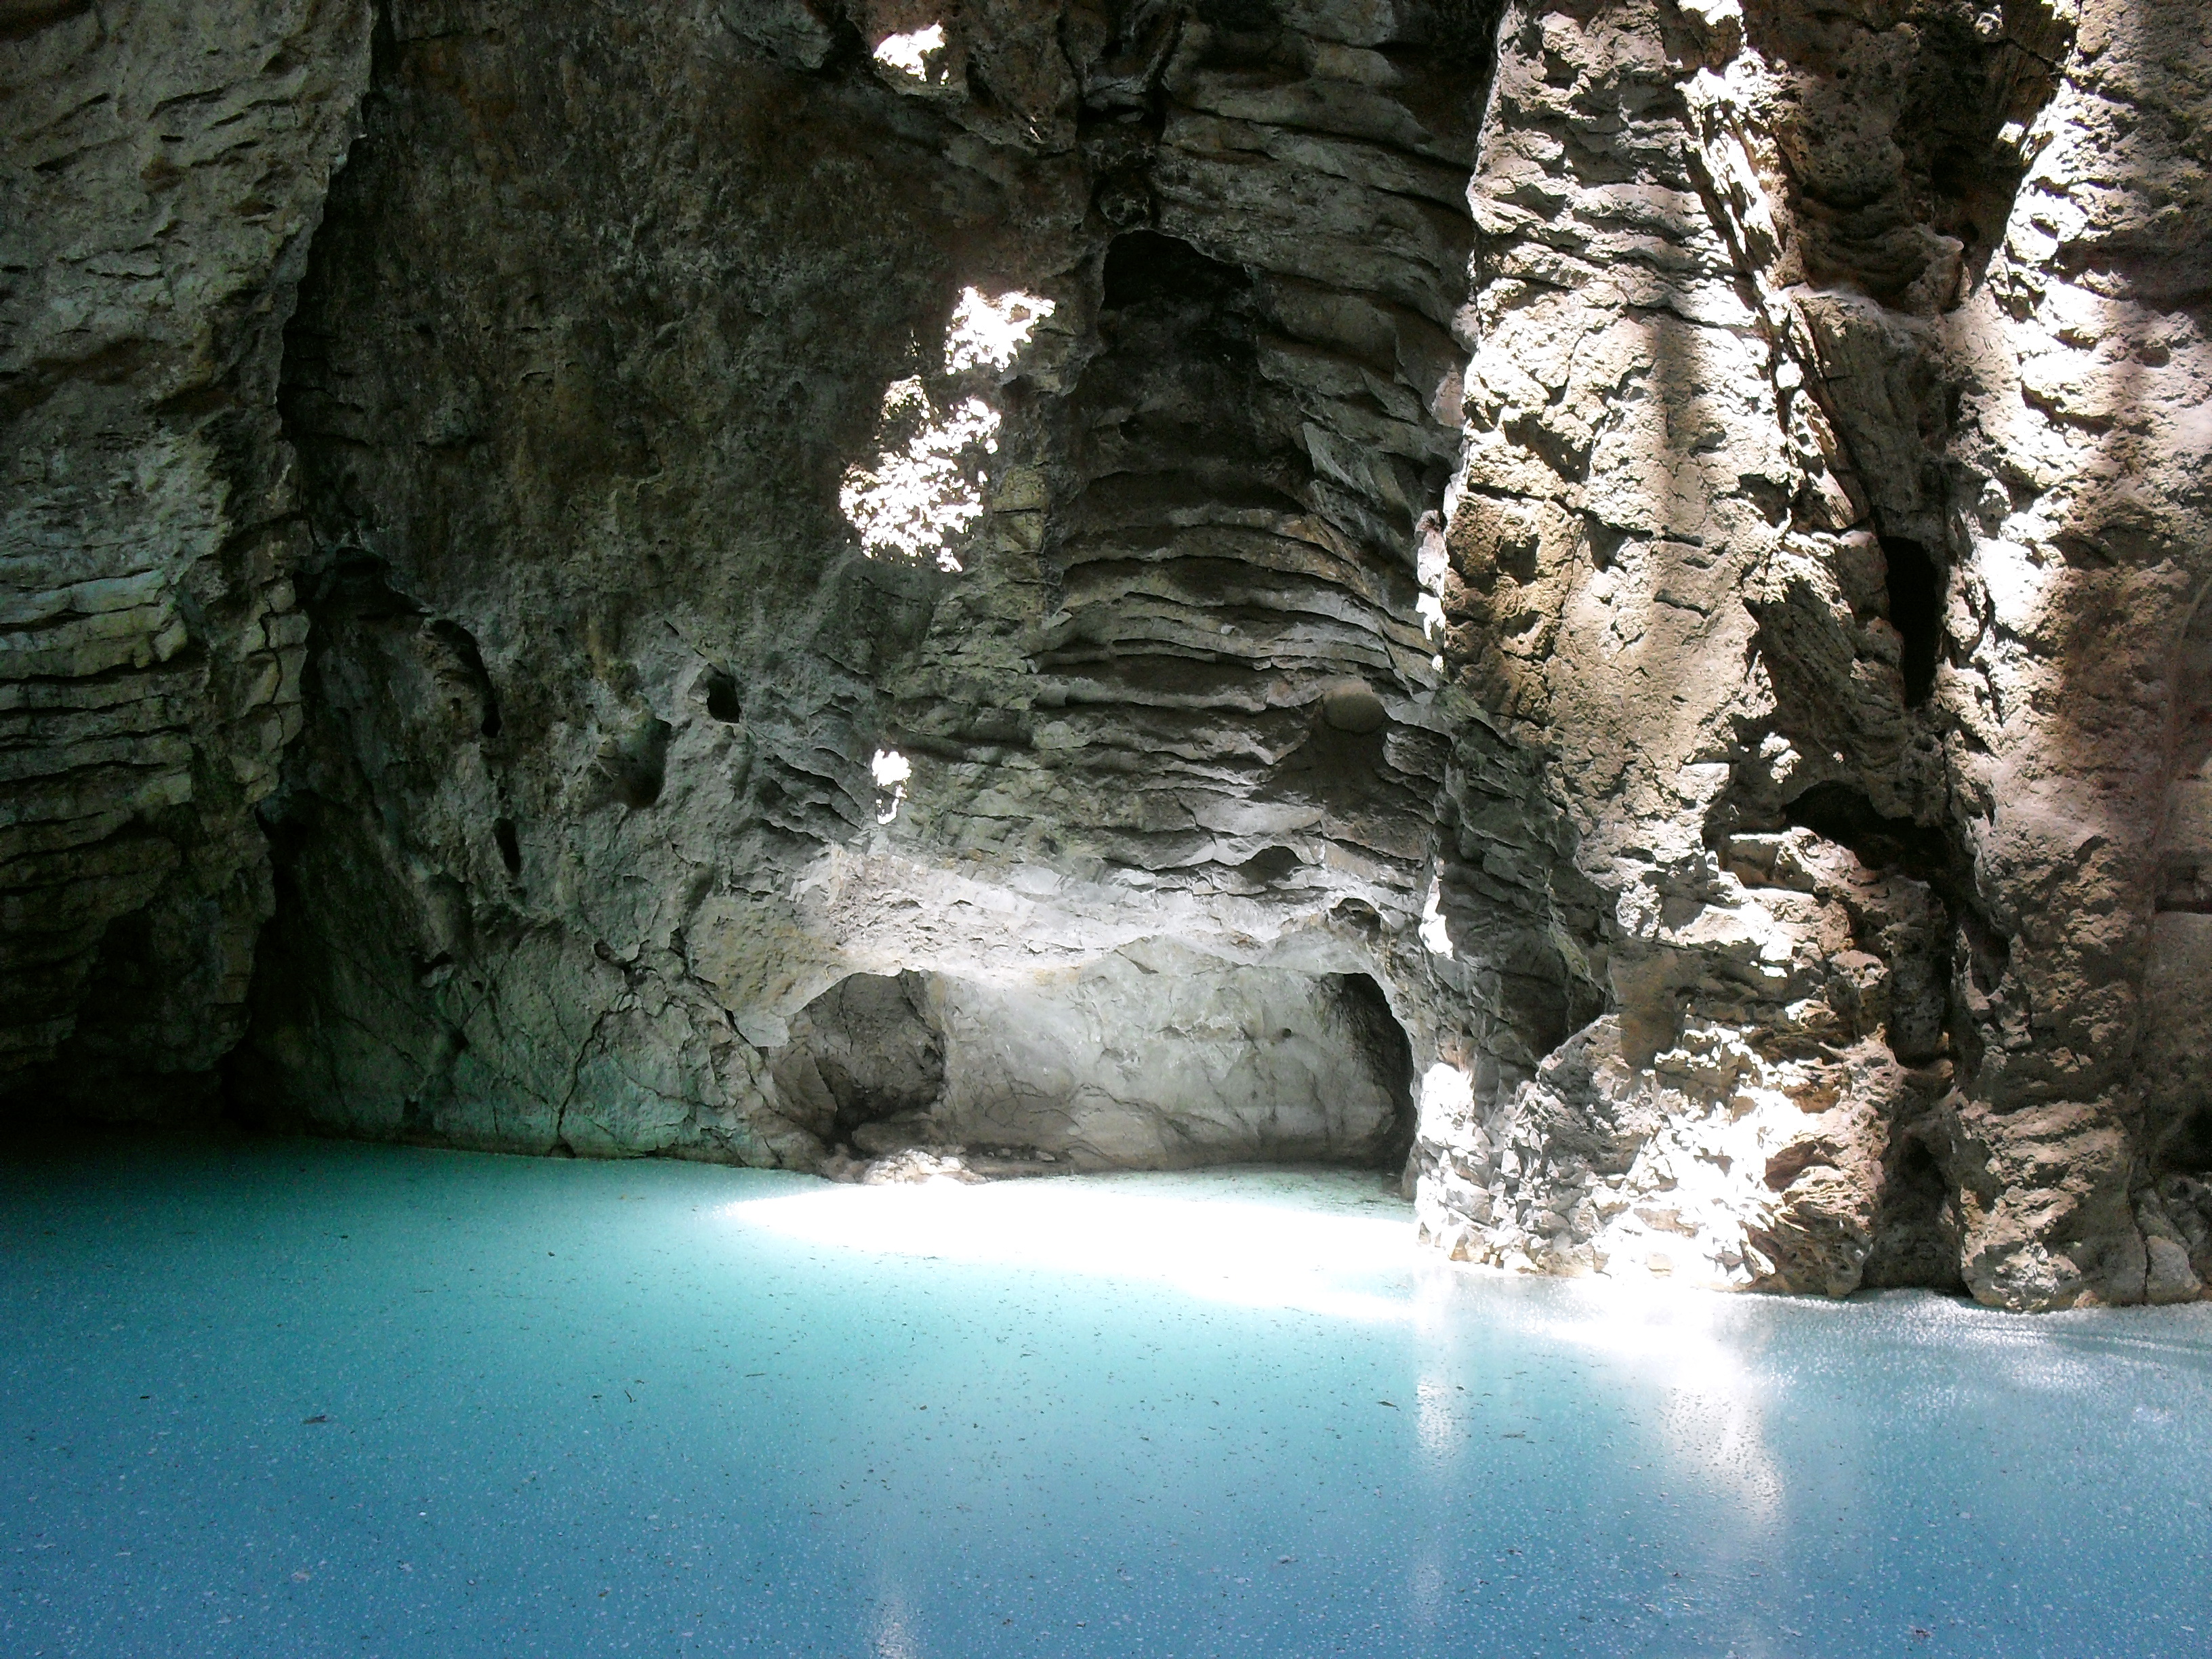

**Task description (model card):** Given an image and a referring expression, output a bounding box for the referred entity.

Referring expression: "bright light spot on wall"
[1418,523,1449,593]
[840,378,1000,573]
[944,287,1056,374]
[1416,1062,1473,1139]
[1416,514,1450,665]
[872,22,947,81]
[870,747,911,790]
[872,747,911,823]
[1419,877,1454,960]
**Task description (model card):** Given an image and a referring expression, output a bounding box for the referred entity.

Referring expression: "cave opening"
[2163,1103,2212,1178]
[1860,1136,1964,1291]
[1101,229,1251,312]
[1880,535,1944,705]
[769,962,1416,1176]
[1782,781,1956,890]
[701,669,745,724]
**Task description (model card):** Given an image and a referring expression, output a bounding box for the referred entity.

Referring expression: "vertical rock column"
[0,2,369,1114]
[1936,0,2212,1305]
[1413,0,2212,1307]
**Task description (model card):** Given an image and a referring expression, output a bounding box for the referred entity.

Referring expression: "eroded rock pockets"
[1017,220,1448,893]
[884,5,1506,926]
[770,959,1415,1178]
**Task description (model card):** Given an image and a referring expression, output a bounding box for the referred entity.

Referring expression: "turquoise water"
[3,1139,2208,1658]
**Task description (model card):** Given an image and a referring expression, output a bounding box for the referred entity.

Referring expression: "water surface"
[3,1137,2207,1657]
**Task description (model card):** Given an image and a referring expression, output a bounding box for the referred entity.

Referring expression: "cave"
[771,963,1416,1174]
[5,0,2211,1652]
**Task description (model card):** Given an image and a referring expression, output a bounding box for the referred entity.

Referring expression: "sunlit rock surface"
[773,954,1413,1173]
[3,0,2208,1309]
[1407,0,2212,1309]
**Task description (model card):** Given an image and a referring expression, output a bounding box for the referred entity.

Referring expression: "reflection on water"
[1,1141,2207,1659]
[723,1168,1418,1322]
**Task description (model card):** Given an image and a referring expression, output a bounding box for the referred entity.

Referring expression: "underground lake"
[3,1136,2207,1658]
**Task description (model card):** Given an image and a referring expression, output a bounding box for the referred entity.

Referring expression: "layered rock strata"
[1,1,369,1113]
[5,0,2207,1309]
[231,0,1492,1172]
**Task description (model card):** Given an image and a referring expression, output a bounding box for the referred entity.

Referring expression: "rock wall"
[771,954,1412,1171]
[5,0,2206,1307]
[1409,0,2212,1309]
[228,0,1495,1170]
[1,0,369,1115]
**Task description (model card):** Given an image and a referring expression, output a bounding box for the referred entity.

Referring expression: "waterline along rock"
[3,0,2205,1310]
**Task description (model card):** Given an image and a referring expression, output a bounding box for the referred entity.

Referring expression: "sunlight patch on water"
[722,1168,1419,1322]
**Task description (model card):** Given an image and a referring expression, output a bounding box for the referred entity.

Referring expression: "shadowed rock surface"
[3,0,2207,1309]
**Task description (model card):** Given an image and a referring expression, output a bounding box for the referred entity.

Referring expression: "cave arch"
[770,959,1416,1174]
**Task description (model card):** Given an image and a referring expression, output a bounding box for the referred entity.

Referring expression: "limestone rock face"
[227,0,1486,1173]
[7,0,2207,1309]
[1,1,369,1113]
[773,953,1412,1171]
[1408,0,2212,1309]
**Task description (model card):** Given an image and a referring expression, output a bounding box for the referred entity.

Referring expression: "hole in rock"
[701,670,743,724]
[492,817,522,877]
[769,963,1416,1173]
[1860,1137,1963,1291]
[424,619,501,738]
[1329,895,1382,935]
[1195,0,1281,33]
[2155,857,2210,914]
[1783,783,1954,888]
[1235,844,1303,886]
[2163,1105,2212,1178]
[318,552,424,622]
[771,972,944,1152]
[1880,535,1944,705]
[600,717,672,809]
[1101,230,1250,312]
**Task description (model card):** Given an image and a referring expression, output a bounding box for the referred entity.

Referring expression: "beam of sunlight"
[1521,1277,1785,1522]
[1418,875,1454,959]
[943,287,1054,375]
[872,23,948,84]
[872,746,912,823]
[839,379,999,572]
